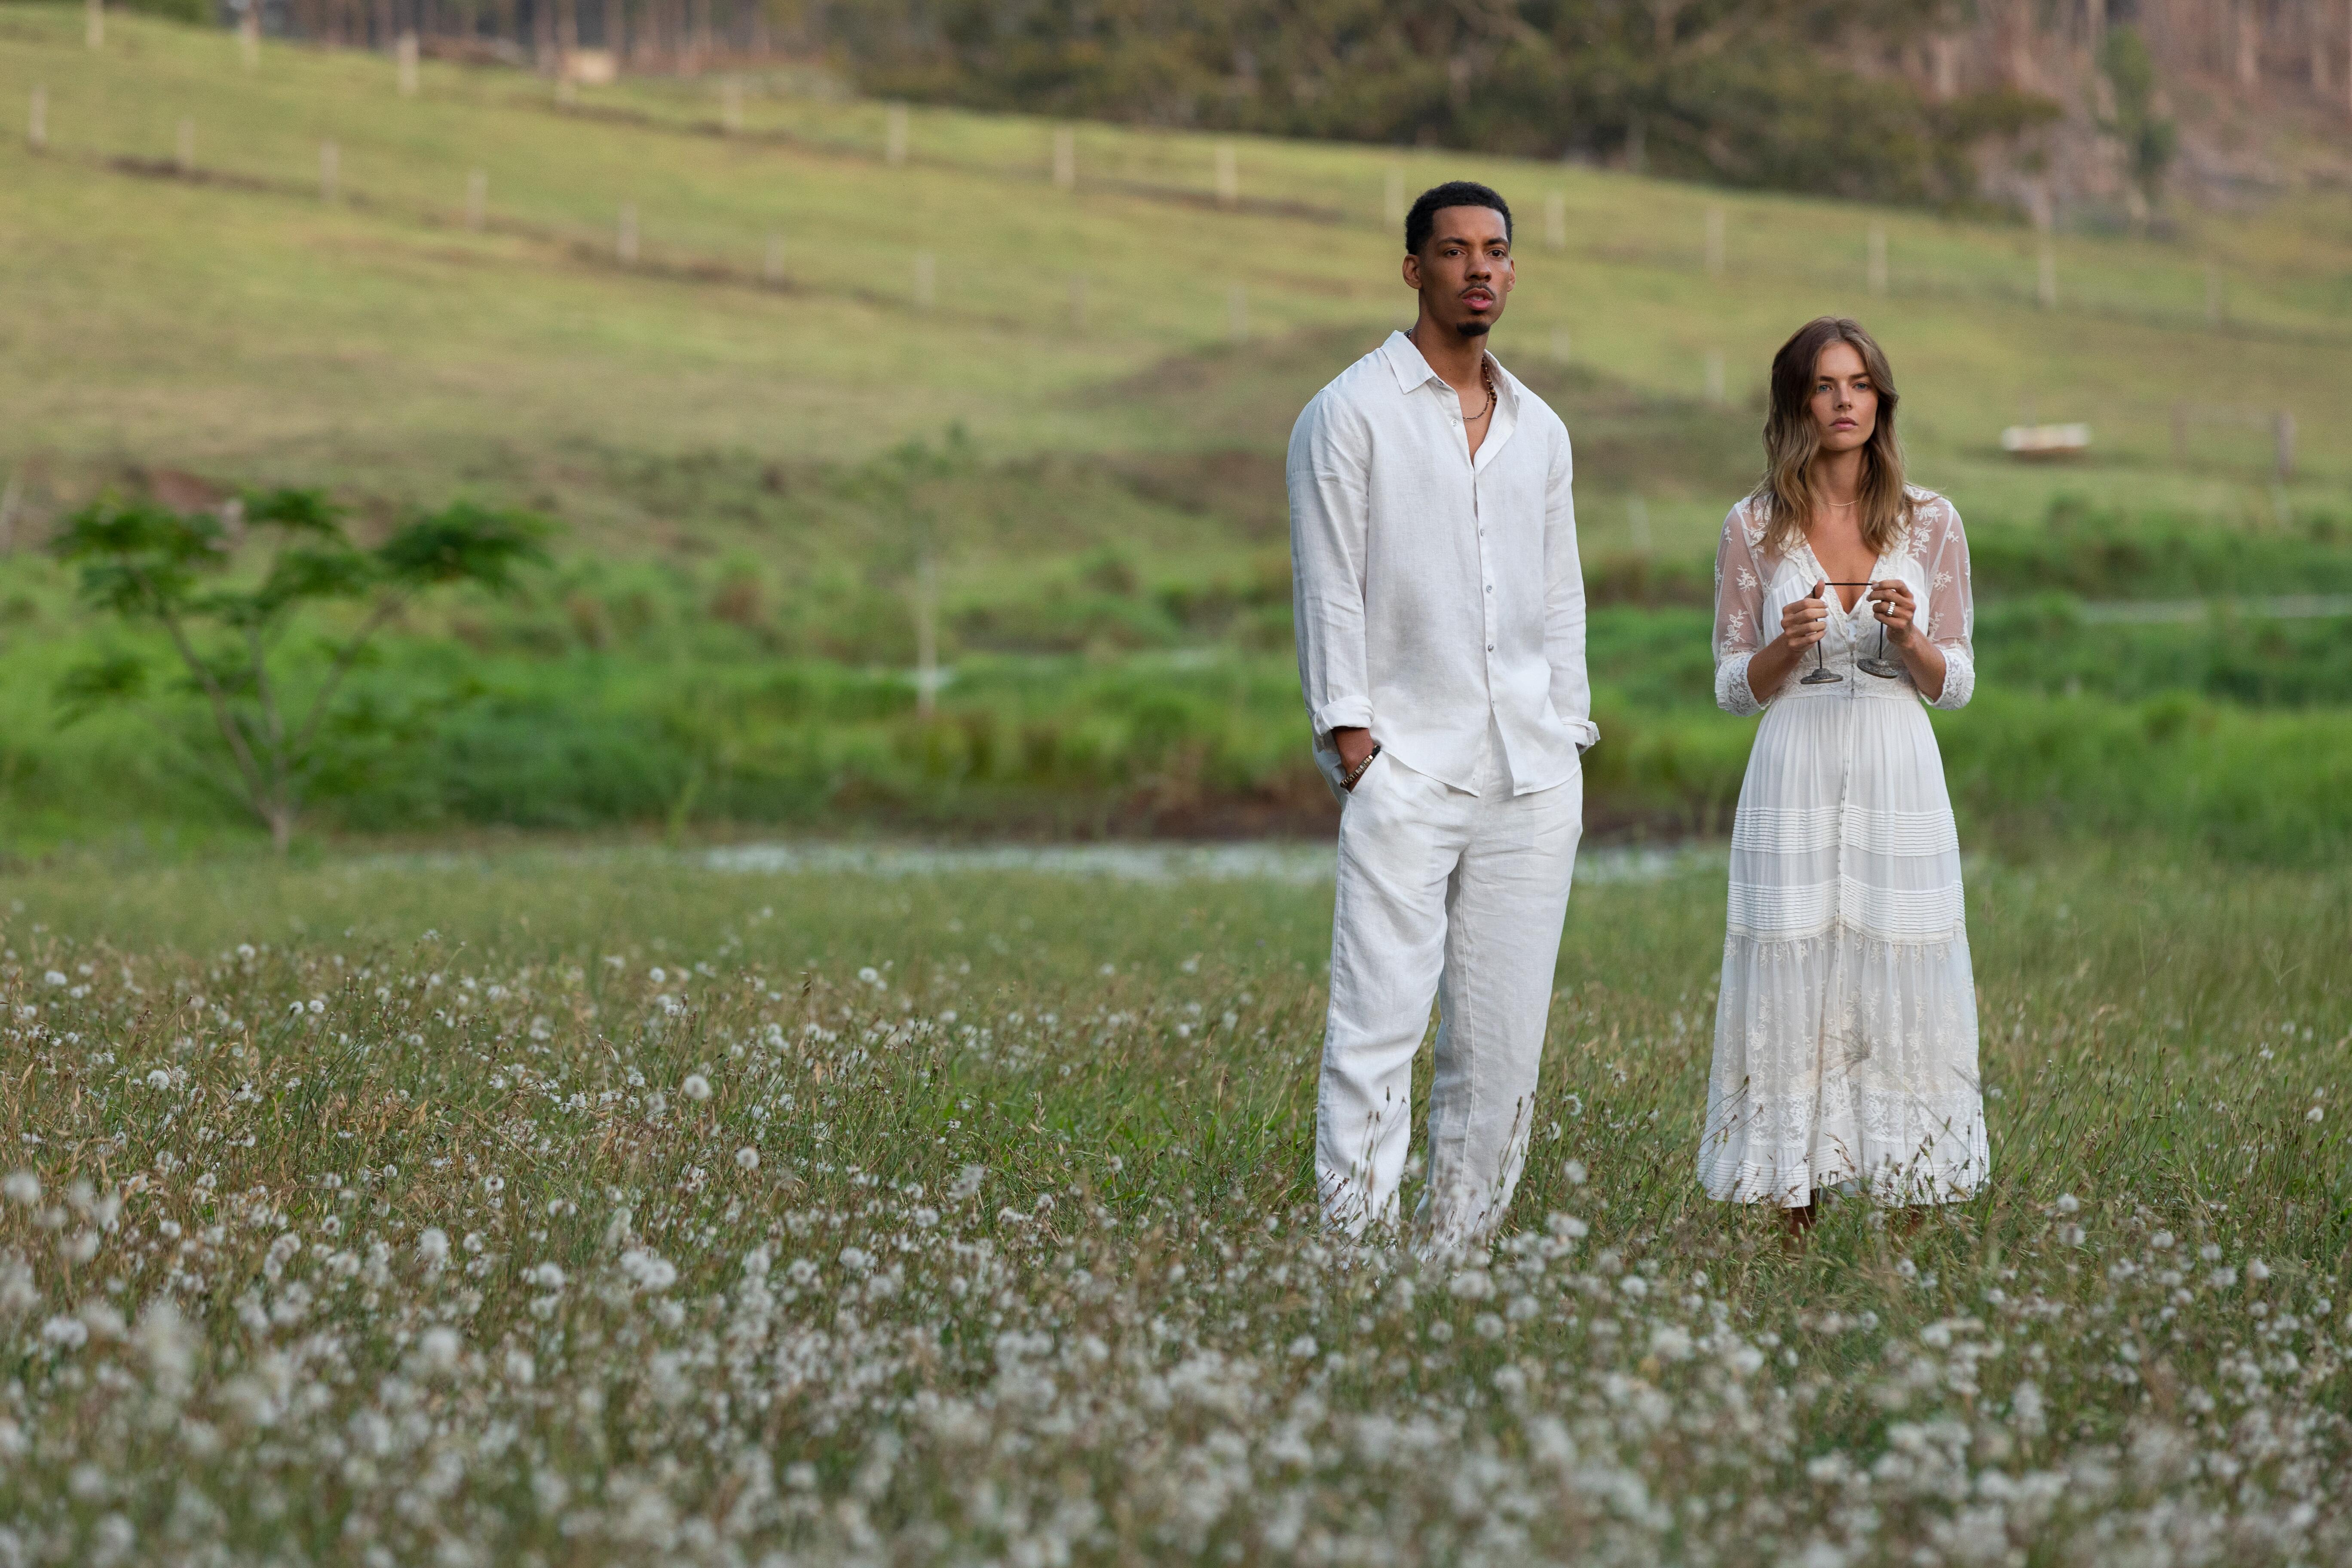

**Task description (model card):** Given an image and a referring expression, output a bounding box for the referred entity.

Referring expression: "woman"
[1697,317,1985,1232]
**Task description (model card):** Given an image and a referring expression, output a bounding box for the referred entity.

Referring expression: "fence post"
[721,77,742,134]
[763,233,784,285]
[240,2,260,70]
[2205,263,2224,325]
[465,168,487,230]
[28,85,44,151]
[2170,403,2188,463]
[397,31,419,97]
[618,202,638,264]
[1545,191,1565,250]
[175,117,194,175]
[320,140,339,202]
[2274,411,2295,480]
[1214,142,1238,207]
[1052,126,1075,190]
[885,101,907,165]
[2037,240,2058,309]
[85,0,101,50]
[914,251,936,308]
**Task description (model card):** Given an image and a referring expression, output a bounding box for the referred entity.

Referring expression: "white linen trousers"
[1318,726,1581,1246]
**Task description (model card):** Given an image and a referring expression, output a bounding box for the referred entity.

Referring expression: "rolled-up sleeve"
[1287,395,1375,741]
[1541,431,1599,751]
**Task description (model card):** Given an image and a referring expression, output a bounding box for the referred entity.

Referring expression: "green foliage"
[47,490,548,851]
[2098,26,2177,204]
[836,0,2047,205]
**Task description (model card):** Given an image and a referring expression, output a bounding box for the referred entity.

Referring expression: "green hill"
[1,9,2349,858]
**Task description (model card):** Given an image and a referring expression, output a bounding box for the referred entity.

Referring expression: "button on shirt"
[1288,330,1598,797]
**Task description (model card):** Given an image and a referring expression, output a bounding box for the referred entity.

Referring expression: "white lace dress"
[1696,490,1988,1208]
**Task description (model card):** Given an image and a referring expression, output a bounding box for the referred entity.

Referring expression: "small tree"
[51,489,548,852]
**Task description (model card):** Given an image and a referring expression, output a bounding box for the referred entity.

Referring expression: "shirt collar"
[1379,328,1519,412]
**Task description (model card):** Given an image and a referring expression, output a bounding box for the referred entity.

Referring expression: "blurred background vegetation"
[0,4,2348,861]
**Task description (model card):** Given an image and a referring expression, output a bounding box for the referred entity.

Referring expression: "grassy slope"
[2,10,2349,539]
[2,11,2351,857]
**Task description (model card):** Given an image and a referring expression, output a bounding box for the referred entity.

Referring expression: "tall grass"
[0,849,2343,1561]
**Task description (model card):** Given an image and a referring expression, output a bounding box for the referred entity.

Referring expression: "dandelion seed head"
[683,1075,712,1102]
[3,1171,40,1207]
[2054,1193,2080,1215]
[734,1146,759,1171]
[1562,1160,1588,1186]
[415,1228,450,1265]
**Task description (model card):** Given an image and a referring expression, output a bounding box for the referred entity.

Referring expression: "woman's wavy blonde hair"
[1749,316,1915,559]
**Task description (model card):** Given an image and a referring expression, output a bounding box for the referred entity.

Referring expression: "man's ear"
[1401,251,1423,291]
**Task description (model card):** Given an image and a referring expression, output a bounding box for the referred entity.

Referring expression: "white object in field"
[721,77,742,133]
[2001,423,2090,459]
[29,84,46,151]
[885,101,907,165]
[1545,191,1565,250]
[319,140,339,202]
[86,0,101,50]
[396,32,419,98]
[176,117,194,174]
[617,202,638,264]
[1052,125,1075,190]
[561,49,617,85]
[465,168,487,230]
[1214,142,1238,206]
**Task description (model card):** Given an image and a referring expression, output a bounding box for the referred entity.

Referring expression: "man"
[1288,180,1596,1250]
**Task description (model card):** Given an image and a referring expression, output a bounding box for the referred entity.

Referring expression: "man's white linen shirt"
[1289,330,1598,797]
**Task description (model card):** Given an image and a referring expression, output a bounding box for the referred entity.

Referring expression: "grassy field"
[0,848,2345,1562]
[0,9,2349,857]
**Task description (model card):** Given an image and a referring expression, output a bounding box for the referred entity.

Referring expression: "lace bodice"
[1711,490,1976,717]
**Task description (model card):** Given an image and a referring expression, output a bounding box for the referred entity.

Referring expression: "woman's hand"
[1744,582,1827,700]
[1869,579,1918,646]
[1778,582,1830,650]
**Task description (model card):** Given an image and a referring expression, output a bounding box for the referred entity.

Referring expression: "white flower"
[2054,1193,2080,1215]
[42,1315,89,1350]
[525,1263,566,1290]
[682,1075,712,1102]
[2307,1106,2324,1123]
[412,1326,462,1376]
[43,971,66,987]
[1286,1334,1317,1359]
[144,1071,171,1091]
[2247,1259,2270,1283]
[415,1228,451,1266]
[649,967,667,983]
[1648,1325,1694,1362]
[3,1171,40,1207]
[504,1349,536,1386]
[619,1248,677,1292]
[1561,1160,1588,1186]
[734,1147,759,1171]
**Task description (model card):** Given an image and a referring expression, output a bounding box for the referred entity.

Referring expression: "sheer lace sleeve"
[1916,494,1975,710]
[1713,501,1770,716]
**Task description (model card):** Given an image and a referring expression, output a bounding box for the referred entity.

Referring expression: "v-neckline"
[1799,537,1882,616]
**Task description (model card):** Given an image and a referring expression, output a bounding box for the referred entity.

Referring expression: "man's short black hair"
[1405,181,1512,256]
